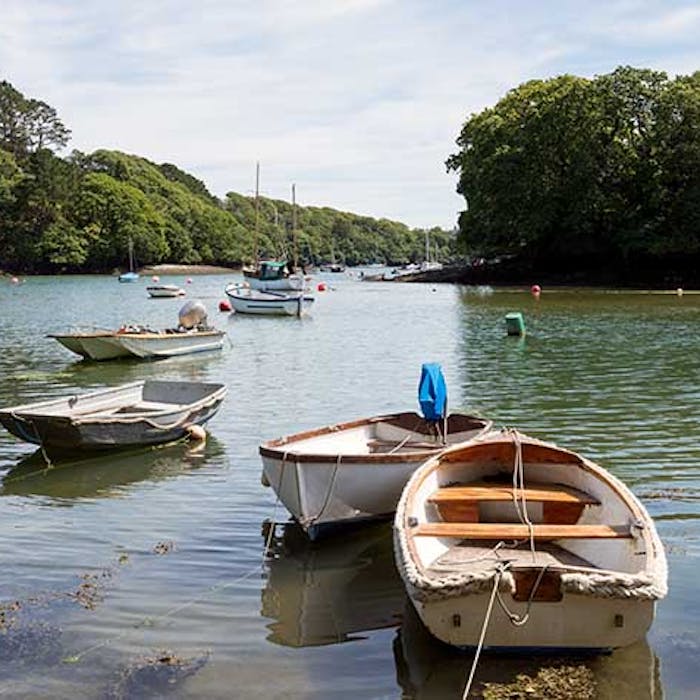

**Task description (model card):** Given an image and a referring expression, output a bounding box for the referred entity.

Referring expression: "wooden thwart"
[411,522,631,539]
[428,482,599,506]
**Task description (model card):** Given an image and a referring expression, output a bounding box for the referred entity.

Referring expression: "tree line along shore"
[1,65,699,286]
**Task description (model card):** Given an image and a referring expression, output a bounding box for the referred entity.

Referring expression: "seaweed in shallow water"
[481,664,596,699]
[106,650,209,699]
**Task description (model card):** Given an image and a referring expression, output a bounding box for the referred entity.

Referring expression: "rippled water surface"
[0,274,698,698]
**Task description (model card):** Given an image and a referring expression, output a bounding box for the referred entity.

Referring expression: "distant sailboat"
[420,230,442,272]
[118,239,139,282]
[242,164,304,291]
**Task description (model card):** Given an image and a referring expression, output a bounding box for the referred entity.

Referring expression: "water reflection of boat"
[394,601,663,700]
[0,439,221,500]
[261,522,405,647]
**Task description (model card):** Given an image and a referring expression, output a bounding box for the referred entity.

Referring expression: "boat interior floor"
[427,541,595,578]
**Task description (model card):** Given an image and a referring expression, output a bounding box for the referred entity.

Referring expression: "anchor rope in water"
[62,451,287,665]
[461,562,508,700]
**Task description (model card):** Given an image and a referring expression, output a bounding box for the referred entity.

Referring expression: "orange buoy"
[317,282,327,292]
[219,300,232,312]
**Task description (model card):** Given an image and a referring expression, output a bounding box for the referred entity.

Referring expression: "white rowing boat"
[259,411,493,540]
[394,430,667,651]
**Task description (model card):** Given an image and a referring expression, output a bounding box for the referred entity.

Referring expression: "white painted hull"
[414,586,654,650]
[394,431,668,650]
[259,413,492,538]
[115,331,225,357]
[225,285,314,316]
[50,330,224,360]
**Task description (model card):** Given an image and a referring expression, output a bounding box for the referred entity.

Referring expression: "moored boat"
[147,284,186,298]
[0,380,227,451]
[49,301,226,360]
[394,430,668,651]
[225,283,314,316]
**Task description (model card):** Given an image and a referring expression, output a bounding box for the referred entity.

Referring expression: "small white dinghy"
[394,430,668,651]
[260,365,492,540]
[147,284,186,298]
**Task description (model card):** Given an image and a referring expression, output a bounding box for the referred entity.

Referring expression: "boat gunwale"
[49,330,225,341]
[0,380,227,424]
[259,412,493,464]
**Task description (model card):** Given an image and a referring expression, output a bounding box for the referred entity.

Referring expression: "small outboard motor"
[178,300,208,330]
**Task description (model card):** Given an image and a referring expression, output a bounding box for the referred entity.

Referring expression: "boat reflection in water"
[394,601,663,700]
[0,438,221,501]
[261,521,404,647]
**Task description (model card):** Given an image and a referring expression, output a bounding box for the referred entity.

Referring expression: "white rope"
[302,454,342,526]
[509,429,536,562]
[496,564,549,627]
[461,563,508,699]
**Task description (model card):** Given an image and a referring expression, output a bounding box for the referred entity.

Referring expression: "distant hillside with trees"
[447,66,700,285]
[0,79,454,274]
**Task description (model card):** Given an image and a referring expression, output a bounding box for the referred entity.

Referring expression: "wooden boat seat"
[412,522,632,539]
[429,482,599,505]
[428,481,599,524]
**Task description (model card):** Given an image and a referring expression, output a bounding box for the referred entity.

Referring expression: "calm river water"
[0,274,697,698]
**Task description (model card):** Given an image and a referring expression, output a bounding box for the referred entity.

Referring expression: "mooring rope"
[509,428,536,562]
[461,562,509,700]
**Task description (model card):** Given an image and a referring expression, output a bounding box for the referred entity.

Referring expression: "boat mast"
[425,229,430,264]
[254,162,260,264]
[291,183,298,271]
[128,238,135,272]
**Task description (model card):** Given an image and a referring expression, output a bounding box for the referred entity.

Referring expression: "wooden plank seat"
[428,481,599,525]
[412,522,631,539]
[428,482,599,505]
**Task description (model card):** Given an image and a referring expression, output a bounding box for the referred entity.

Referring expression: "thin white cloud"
[1,0,698,227]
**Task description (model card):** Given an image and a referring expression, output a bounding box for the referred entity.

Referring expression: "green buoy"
[505,312,525,336]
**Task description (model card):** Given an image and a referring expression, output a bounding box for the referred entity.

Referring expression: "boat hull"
[413,589,654,650]
[0,380,227,451]
[259,413,492,539]
[147,285,185,298]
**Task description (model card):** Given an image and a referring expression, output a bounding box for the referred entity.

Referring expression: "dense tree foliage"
[0,79,453,274]
[447,66,700,282]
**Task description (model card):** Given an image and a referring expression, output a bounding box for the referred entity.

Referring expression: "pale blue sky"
[2,0,699,227]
